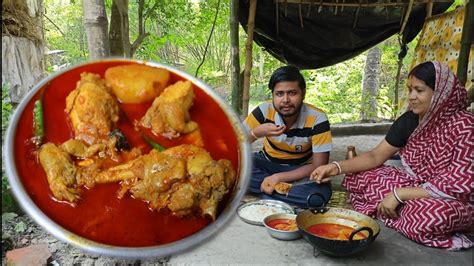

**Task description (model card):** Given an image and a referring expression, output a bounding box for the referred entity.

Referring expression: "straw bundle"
[2,0,42,44]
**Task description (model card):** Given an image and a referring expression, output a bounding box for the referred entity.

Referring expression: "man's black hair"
[408,62,436,90]
[268,66,306,92]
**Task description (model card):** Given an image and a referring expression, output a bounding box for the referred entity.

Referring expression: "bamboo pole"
[399,0,414,35]
[275,0,451,7]
[458,0,473,87]
[242,0,257,119]
[230,0,242,115]
[426,1,434,17]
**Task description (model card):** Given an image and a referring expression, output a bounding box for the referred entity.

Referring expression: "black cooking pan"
[296,192,380,257]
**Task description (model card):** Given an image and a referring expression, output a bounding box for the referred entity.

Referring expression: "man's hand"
[377,192,400,219]
[261,175,281,195]
[253,123,286,138]
[309,163,338,184]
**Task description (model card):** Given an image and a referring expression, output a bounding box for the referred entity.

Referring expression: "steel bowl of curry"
[263,213,301,240]
[4,58,252,258]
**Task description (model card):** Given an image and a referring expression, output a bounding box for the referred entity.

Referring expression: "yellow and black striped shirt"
[244,101,332,165]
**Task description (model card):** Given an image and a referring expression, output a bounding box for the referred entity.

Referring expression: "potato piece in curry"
[66,73,120,145]
[104,64,170,104]
[140,81,199,139]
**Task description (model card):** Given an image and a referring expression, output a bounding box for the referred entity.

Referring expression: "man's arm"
[270,152,329,183]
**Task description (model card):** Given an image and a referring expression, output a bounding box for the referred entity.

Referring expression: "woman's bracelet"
[331,161,342,175]
[250,130,258,140]
[393,188,404,204]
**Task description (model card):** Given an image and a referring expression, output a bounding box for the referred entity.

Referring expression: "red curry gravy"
[307,223,366,240]
[267,219,297,231]
[13,61,239,247]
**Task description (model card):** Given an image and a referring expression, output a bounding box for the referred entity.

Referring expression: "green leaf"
[2,212,18,223]
[15,221,26,233]
[142,136,166,151]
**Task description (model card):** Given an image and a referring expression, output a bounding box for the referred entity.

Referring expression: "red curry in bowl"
[12,60,241,247]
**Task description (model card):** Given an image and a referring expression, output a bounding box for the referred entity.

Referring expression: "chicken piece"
[140,81,198,139]
[168,183,199,216]
[60,139,106,159]
[66,73,120,145]
[99,144,236,219]
[39,143,82,203]
[95,149,186,184]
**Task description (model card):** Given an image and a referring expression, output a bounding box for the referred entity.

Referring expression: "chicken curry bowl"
[5,59,251,257]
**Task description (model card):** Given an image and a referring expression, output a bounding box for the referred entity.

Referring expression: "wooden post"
[230,0,242,115]
[458,0,473,87]
[242,0,257,119]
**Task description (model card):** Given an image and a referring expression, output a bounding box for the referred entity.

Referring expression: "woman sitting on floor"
[310,61,473,250]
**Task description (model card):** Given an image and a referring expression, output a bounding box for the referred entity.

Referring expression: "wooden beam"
[242,0,257,119]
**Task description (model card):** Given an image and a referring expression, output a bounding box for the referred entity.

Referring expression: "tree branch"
[43,14,65,37]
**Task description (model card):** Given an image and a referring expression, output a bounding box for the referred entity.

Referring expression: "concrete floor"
[167,134,473,265]
[3,133,472,265]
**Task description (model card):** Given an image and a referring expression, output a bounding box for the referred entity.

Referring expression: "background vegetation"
[39,0,422,123]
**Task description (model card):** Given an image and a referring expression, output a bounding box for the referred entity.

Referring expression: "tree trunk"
[230,0,242,115]
[82,0,110,59]
[109,0,130,57]
[360,47,381,122]
[2,0,45,103]
[259,47,264,81]
[242,0,257,119]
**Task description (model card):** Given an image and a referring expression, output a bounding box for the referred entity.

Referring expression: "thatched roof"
[2,0,42,44]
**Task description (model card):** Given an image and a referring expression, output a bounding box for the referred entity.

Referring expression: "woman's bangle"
[250,130,258,140]
[331,161,342,175]
[393,188,404,204]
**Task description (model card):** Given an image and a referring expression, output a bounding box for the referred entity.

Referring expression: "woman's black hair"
[408,62,436,90]
[268,66,306,92]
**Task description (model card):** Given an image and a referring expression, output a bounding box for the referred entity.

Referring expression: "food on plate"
[239,203,292,224]
[274,182,291,196]
[105,64,170,104]
[65,73,120,145]
[141,80,199,139]
[307,223,366,240]
[267,218,298,231]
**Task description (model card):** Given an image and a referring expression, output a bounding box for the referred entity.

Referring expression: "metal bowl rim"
[4,58,252,258]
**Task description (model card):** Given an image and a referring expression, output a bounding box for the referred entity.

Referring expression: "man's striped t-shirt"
[244,101,332,165]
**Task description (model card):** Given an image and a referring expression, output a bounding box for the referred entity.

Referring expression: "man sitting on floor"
[244,66,332,207]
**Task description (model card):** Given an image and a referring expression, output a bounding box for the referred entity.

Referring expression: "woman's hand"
[310,163,338,184]
[261,174,281,195]
[377,192,400,219]
[253,123,286,138]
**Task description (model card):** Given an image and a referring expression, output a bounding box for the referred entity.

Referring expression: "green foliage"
[44,0,87,67]
[2,83,14,136]
[42,0,425,124]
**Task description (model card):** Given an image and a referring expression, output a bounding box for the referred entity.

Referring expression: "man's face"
[272,81,305,118]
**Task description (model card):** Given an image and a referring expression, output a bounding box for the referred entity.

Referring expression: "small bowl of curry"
[263,213,301,241]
